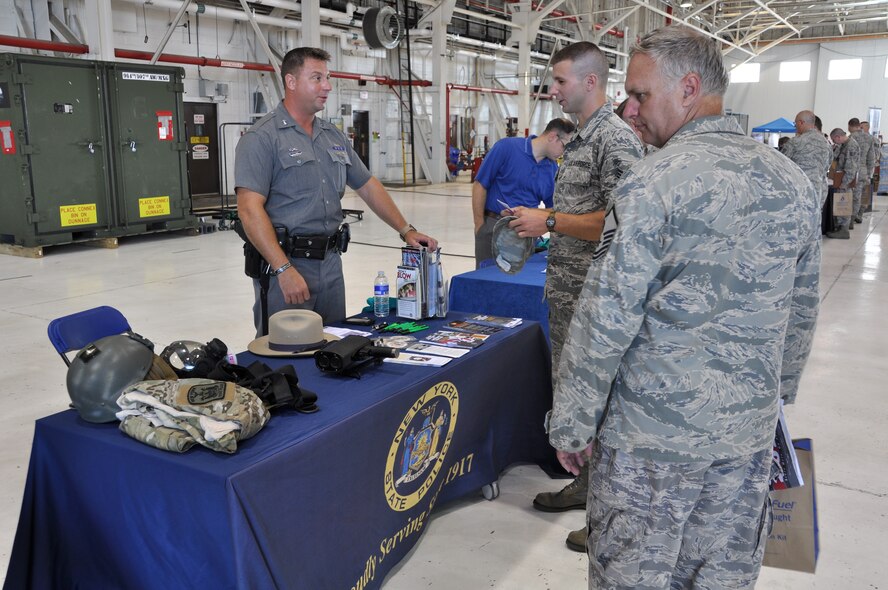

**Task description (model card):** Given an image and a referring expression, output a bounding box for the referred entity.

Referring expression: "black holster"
[233,220,288,336]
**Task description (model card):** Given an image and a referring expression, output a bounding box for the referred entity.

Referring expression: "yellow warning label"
[139,196,171,218]
[189,136,210,144]
[59,203,98,227]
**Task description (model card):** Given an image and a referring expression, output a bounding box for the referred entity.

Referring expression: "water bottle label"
[374,284,389,296]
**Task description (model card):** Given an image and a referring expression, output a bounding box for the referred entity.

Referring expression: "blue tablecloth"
[449,252,549,339]
[4,314,554,590]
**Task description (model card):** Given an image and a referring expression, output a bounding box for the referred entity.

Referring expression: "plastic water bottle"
[374,271,390,317]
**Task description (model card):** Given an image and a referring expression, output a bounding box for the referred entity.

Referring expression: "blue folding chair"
[47,306,132,366]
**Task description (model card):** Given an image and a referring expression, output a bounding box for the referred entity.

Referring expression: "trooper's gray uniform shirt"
[546,102,643,365]
[783,128,832,207]
[235,102,372,329]
[550,115,822,461]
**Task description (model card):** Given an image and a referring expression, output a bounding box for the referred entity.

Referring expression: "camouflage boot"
[532,461,589,512]
[565,526,587,553]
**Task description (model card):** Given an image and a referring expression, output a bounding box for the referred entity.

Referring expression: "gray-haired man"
[550,26,821,589]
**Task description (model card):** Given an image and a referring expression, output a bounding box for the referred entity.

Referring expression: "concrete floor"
[1,176,885,588]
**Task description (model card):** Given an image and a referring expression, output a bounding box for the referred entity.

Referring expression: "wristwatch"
[399,224,417,242]
[545,212,557,232]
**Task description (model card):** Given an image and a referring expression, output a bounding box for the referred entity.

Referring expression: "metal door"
[106,64,190,228]
[353,110,370,171]
[184,102,219,195]
[12,57,114,236]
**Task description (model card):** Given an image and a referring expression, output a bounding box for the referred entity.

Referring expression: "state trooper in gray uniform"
[507,41,643,547]
[827,127,860,239]
[550,26,821,589]
[849,118,873,224]
[235,47,437,333]
[783,110,831,207]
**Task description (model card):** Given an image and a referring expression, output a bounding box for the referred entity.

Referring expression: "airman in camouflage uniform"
[849,118,873,223]
[861,121,880,180]
[509,42,643,371]
[828,127,860,238]
[783,110,831,207]
[508,41,643,539]
[550,27,821,589]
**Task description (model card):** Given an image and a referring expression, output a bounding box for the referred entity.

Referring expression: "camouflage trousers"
[852,179,864,218]
[584,443,772,590]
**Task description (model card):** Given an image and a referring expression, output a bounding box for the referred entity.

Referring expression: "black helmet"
[160,338,228,378]
[66,333,177,423]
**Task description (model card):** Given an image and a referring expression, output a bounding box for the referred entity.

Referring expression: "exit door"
[353,110,370,171]
[184,103,219,195]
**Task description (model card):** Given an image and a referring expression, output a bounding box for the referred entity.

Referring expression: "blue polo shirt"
[475,136,557,212]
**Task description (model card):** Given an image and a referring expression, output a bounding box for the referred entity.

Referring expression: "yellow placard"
[59,203,98,227]
[189,136,210,144]
[139,196,171,218]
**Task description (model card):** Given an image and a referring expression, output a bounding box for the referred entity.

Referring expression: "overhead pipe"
[499,0,625,37]
[0,34,89,53]
[115,47,430,86]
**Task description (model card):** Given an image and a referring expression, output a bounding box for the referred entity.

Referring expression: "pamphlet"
[445,320,503,335]
[406,343,471,358]
[466,314,523,329]
[396,265,422,320]
[384,354,451,367]
[421,330,489,349]
[398,246,446,319]
[770,401,804,490]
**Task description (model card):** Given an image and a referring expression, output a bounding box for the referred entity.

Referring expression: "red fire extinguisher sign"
[0,121,15,154]
[156,111,174,141]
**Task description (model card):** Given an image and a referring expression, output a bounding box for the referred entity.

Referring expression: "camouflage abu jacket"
[549,116,822,462]
[546,101,643,299]
[782,129,831,202]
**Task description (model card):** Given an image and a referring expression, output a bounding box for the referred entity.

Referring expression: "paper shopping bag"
[763,439,819,573]
[832,190,853,217]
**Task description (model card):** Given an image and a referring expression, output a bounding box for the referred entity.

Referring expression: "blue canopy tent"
[752,117,796,133]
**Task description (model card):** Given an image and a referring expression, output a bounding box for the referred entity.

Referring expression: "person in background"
[859,121,878,219]
[848,118,871,225]
[827,127,860,239]
[778,135,791,151]
[235,47,437,333]
[507,41,643,552]
[472,118,575,267]
[783,110,832,207]
[551,26,820,588]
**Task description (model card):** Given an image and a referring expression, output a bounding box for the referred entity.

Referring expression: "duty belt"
[289,234,338,260]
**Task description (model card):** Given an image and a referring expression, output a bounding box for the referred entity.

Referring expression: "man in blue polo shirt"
[472,118,575,267]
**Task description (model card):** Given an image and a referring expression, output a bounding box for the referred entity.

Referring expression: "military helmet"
[491,215,534,274]
[66,333,176,423]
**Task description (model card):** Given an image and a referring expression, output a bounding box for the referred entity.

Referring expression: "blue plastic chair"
[47,306,132,366]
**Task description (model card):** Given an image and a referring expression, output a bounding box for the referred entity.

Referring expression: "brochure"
[383,354,451,367]
[445,320,503,335]
[421,330,489,349]
[466,314,523,329]
[406,343,471,358]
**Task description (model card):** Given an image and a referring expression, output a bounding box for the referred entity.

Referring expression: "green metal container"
[0,54,196,251]
[0,53,117,248]
[105,62,195,235]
